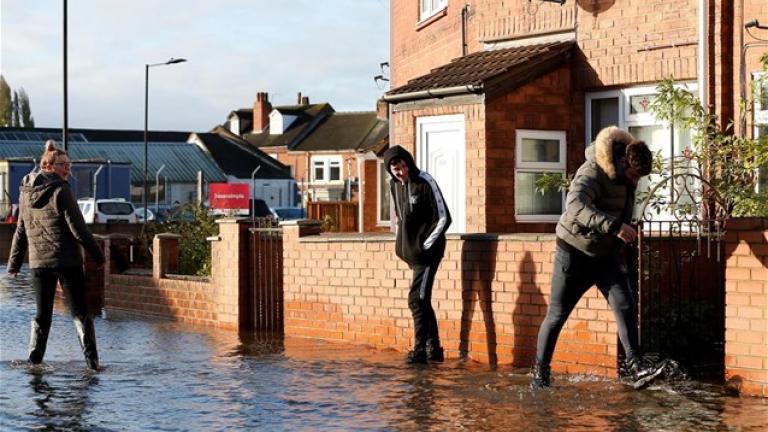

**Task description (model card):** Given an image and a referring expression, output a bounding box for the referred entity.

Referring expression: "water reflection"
[27,369,99,431]
[1,265,767,431]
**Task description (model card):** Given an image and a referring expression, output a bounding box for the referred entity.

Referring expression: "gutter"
[382,84,484,104]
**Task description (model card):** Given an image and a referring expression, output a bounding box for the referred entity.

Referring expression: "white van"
[78,198,138,224]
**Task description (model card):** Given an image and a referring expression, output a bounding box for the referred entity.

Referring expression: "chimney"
[376,98,389,120]
[297,92,309,105]
[253,92,271,133]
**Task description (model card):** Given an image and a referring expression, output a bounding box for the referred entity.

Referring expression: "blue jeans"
[535,244,639,367]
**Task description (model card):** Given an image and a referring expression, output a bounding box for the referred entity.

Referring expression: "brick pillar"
[153,233,181,279]
[210,219,249,330]
[84,235,107,316]
[724,217,768,397]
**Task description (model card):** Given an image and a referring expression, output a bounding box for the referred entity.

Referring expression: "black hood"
[20,171,66,209]
[382,145,420,181]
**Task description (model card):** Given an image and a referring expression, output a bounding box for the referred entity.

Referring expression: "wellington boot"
[74,317,99,371]
[27,321,50,365]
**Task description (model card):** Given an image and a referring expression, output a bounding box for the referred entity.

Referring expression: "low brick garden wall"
[282,225,620,377]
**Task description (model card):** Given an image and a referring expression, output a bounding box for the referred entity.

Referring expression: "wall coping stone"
[165,273,211,283]
[726,217,768,231]
[155,233,182,240]
[298,232,556,243]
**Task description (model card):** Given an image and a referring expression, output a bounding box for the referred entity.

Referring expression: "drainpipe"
[461,4,470,56]
[357,155,363,233]
[698,0,708,111]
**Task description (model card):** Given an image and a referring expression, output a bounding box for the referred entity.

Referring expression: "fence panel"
[307,200,358,232]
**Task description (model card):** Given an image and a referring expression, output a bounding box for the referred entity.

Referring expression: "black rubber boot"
[28,321,50,365]
[74,317,99,371]
[426,340,444,362]
[406,347,428,364]
[530,362,551,389]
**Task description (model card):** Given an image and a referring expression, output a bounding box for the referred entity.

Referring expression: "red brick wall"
[724,218,768,398]
[391,0,699,90]
[102,220,247,330]
[485,66,573,233]
[283,226,620,377]
[104,274,228,327]
[390,0,575,88]
[391,101,487,231]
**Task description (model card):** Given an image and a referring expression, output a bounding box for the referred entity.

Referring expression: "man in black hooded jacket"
[383,145,452,364]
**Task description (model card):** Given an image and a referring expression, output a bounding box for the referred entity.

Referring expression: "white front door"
[416,115,466,233]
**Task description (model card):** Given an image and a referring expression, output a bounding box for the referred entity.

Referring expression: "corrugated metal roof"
[0,139,226,183]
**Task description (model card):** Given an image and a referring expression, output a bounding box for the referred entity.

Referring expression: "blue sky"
[0,0,390,132]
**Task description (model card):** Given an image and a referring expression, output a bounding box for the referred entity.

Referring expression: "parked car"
[78,198,138,223]
[134,207,155,222]
[273,207,306,222]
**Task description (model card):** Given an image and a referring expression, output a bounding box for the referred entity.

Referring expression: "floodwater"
[1,267,766,431]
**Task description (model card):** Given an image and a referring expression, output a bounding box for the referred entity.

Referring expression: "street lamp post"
[143,57,186,224]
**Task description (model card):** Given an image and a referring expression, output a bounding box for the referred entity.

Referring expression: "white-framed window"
[586,83,698,219]
[753,71,768,193]
[515,129,566,222]
[377,160,391,224]
[419,0,447,22]
[311,155,342,183]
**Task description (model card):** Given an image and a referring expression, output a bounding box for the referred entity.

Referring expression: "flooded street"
[1,267,766,431]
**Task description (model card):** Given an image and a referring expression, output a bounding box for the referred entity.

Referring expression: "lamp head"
[166,58,187,64]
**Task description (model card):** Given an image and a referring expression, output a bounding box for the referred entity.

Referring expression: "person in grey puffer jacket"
[531,126,653,388]
[8,140,106,370]
[383,145,451,364]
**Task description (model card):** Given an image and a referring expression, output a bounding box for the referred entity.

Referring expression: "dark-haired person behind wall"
[383,145,451,364]
[530,126,661,389]
[7,140,106,370]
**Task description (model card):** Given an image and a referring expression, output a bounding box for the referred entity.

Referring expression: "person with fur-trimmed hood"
[383,145,452,364]
[530,126,655,388]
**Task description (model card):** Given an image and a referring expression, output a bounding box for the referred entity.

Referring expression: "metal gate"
[636,173,727,378]
[246,222,284,332]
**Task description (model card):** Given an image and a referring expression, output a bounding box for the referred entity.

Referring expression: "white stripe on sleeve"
[420,172,449,250]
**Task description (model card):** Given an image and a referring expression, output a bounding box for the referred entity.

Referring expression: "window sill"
[416,7,447,31]
[515,215,561,223]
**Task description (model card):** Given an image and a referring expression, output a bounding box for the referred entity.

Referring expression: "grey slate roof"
[195,130,292,179]
[293,112,386,152]
[0,133,227,183]
[244,103,333,149]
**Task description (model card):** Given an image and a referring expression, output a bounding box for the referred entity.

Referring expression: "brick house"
[220,93,388,218]
[381,0,768,234]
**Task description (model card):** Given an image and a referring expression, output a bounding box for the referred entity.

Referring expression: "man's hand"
[616,223,637,244]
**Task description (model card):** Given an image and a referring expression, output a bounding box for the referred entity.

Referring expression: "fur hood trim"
[593,126,634,180]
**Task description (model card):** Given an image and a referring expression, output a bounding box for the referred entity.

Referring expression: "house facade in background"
[222,92,389,230]
[190,129,296,208]
[385,0,768,234]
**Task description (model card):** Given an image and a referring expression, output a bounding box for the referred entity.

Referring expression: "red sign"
[209,183,249,210]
